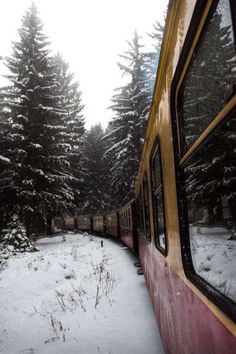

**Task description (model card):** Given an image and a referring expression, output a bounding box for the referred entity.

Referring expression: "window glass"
[143,174,151,241]
[138,191,145,233]
[178,0,236,152]
[128,209,131,229]
[121,213,124,228]
[184,115,236,302]
[151,141,166,251]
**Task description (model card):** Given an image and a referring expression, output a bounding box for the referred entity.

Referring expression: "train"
[55,0,236,353]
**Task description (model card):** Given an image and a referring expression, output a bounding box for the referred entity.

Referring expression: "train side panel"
[93,215,105,233]
[77,215,92,231]
[139,234,236,354]
[63,217,75,230]
[106,212,119,238]
[53,217,64,232]
[119,202,134,251]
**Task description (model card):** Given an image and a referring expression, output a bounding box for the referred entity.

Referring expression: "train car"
[63,217,75,231]
[53,217,64,232]
[119,201,138,254]
[135,0,236,353]
[77,215,92,231]
[105,211,119,238]
[92,215,106,233]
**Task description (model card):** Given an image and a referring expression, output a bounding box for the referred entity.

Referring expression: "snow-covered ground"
[190,226,236,302]
[0,233,165,354]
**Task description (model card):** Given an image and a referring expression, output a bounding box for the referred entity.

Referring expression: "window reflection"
[179,0,236,152]
[143,174,151,241]
[184,116,236,302]
[151,142,166,251]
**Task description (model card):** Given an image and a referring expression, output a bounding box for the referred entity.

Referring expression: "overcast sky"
[0,0,168,129]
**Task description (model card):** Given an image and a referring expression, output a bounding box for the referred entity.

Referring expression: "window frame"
[141,172,151,242]
[176,0,236,161]
[171,0,236,321]
[150,137,168,256]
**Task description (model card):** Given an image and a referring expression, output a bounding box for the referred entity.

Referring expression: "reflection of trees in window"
[138,191,145,233]
[178,0,236,152]
[143,174,151,241]
[185,116,236,227]
[184,116,236,302]
[151,142,166,252]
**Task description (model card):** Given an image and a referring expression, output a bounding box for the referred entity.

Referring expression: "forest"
[0,3,164,255]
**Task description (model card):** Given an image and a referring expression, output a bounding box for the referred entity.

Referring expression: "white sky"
[0,0,168,129]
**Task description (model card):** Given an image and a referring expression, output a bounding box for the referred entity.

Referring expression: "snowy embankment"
[0,233,165,354]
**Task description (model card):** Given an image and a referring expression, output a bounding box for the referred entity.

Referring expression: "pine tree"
[104,32,148,207]
[82,124,109,214]
[0,214,37,263]
[144,20,165,113]
[0,4,76,237]
[52,53,86,211]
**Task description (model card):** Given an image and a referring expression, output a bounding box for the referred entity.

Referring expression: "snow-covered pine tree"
[52,53,86,212]
[81,124,110,214]
[104,32,148,208]
[0,214,37,263]
[144,19,165,115]
[0,4,76,237]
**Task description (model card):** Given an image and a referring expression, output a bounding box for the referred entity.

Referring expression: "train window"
[150,140,167,253]
[138,191,145,233]
[124,211,127,228]
[175,0,236,319]
[184,114,236,304]
[178,0,236,154]
[143,174,151,241]
[121,213,123,228]
[128,209,131,229]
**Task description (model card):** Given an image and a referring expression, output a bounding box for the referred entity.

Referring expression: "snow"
[30,143,43,150]
[0,233,164,354]
[0,155,10,164]
[190,226,236,302]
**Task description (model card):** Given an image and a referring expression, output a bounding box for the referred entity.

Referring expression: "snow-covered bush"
[0,214,38,263]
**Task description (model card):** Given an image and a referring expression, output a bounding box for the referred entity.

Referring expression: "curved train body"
[106,211,119,238]
[57,0,236,352]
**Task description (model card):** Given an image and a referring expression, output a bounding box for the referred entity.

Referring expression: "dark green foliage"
[104,27,164,208]
[0,214,37,260]
[52,53,86,210]
[81,124,110,214]
[0,4,85,239]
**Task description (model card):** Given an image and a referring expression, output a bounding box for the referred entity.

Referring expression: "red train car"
[106,211,119,238]
[77,215,92,231]
[53,217,64,232]
[135,0,236,353]
[63,217,75,230]
[92,215,106,233]
[119,201,138,254]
